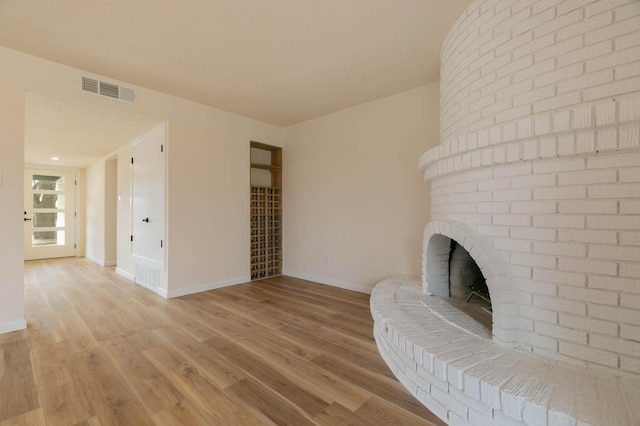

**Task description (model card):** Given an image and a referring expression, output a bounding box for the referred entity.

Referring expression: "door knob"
[142,218,150,222]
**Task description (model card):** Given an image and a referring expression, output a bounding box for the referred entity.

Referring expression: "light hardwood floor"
[0,258,446,425]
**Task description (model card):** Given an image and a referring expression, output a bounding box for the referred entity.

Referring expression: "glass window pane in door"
[31,194,66,209]
[32,212,65,228]
[32,175,65,191]
[32,230,65,246]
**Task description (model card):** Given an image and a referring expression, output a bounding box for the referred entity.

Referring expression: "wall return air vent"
[81,76,137,104]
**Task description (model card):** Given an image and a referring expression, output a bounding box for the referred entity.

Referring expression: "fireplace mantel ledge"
[371,275,640,425]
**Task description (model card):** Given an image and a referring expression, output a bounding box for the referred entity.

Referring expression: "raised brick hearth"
[371,276,640,425]
[372,0,640,424]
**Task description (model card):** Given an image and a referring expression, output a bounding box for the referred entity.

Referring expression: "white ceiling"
[0,0,473,167]
[25,93,164,167]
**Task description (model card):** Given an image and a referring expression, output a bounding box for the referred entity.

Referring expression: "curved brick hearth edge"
[370,276,640,425]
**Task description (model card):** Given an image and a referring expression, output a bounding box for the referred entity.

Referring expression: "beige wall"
[0,82,26,332]
[85,155,118,266]
[104,158,118,266]
[85,159,106,264]
[282,84,440,293]
[165,101,282,296]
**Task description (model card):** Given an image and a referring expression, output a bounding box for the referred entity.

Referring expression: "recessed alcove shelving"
[250,141,282,280]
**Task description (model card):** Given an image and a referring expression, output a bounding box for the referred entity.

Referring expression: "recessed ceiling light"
[51,157,60,161]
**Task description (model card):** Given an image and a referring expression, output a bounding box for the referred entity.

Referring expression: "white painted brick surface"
[533,214,585,229]
[558,200,618,214]
[589,275,640,294]
[558,228,618,244]
[533,157,585,174]
[533,241,586,257]
[559,341,619,366]
[371,277,640,426]
[621,262,640,279]
[559,312,619,336]
[420,0,640,385]
[619,94,640,122]
[535,322,588,344]
[558,257,619,276]
[560,285,619,305]
[588,214,640,229]
[533,294,587,316]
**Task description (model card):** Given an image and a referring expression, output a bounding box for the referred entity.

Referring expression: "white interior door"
[24,168,76,260]
[131,125,165,268]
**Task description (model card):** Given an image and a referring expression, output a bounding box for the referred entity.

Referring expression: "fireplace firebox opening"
[447,240,492,331]
[423,221,518,346]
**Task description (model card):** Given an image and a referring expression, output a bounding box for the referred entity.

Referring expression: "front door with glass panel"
[24,169,76,260]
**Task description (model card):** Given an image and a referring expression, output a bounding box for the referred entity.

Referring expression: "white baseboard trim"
[0,319,27,334]
[282,270,372,294]
[85,254,106,266]
[104,260,117,267]
[131,279,168,299]
[115,268,135,281]
[165,276,251,299]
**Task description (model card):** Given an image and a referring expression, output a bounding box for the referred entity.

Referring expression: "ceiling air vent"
[81,76,137,104]
[99,81,119,99]
[81,76,99,94]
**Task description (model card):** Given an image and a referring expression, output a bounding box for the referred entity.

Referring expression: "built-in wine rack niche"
[250,141,282,280]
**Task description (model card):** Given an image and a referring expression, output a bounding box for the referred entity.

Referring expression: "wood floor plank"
[312,353,437,420]
[355,395,447,426]
[38,283,72,313]
[261,277,371,310]
[72,416,103,426]
[314,402,377,426]
[152,326,247,389]
[56,309,99,353]
[0,408,46,426]
[70,348,154,425]
[255,286,354,319]
[204,294,330,338]
[327,311,379,342]
[205,336,330,417]
[33,344,93,425]
[22,286,49,314]
[39,384,92,426]
[118,296,169,330]
[145,302,220,343]
[123,329,173,352]
[106,301,159,337]
[32,342,76,389]
[229,332,371,411]
[0,328,29,346]
[100,336,184,415]
[14,258,445,425]
[0,340,40,422]
[151,399,220,426]
[24,307,63,349]
[75,304,125,343]
[143,344,262,425]
[282,325,395,379]
[212,284,269,304]
[227,378,316,426]
[172,296,270,339]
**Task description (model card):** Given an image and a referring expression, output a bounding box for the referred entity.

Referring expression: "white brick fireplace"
[372,0,640,424]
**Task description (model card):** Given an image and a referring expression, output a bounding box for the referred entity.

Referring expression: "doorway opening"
[24,168,77,260]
